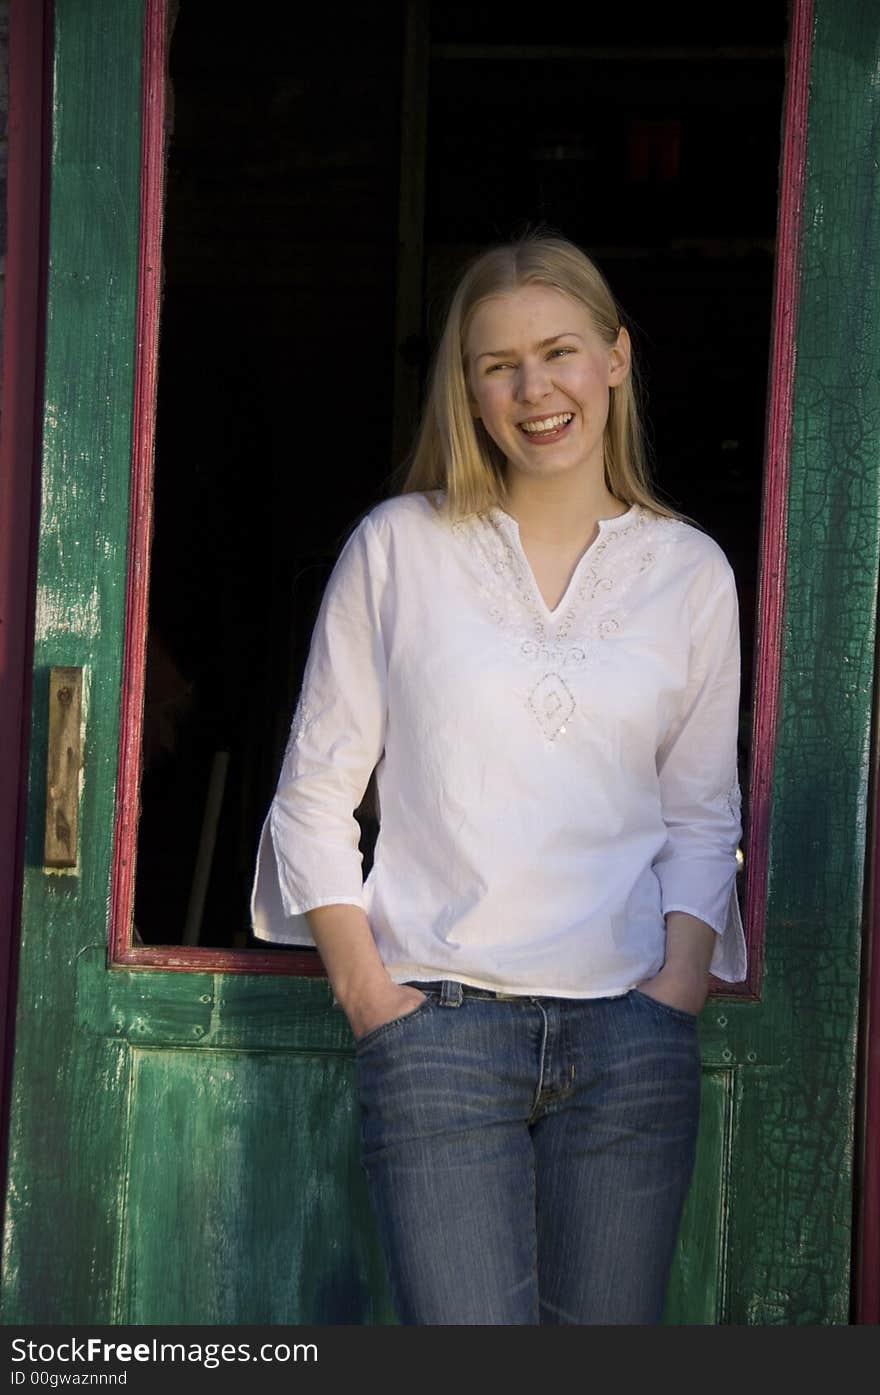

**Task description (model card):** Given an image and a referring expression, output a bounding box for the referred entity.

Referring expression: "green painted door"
[2,0,878,1324]
[0,0,388,1326]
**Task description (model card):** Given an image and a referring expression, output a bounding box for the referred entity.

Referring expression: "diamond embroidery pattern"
[529,673,575,740]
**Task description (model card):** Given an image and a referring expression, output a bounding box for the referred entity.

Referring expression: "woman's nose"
[515,358,553,403]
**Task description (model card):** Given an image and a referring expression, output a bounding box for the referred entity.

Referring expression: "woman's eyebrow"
[475,332,585,362]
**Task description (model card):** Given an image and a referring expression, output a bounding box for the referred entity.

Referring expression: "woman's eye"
[486,362,513,373]
[548,347,575,359]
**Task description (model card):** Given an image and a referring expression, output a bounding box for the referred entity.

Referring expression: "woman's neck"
[501,471,627,544]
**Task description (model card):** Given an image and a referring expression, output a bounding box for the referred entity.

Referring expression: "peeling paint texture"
[722,0,880,1324]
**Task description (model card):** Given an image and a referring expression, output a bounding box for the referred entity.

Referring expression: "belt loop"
[439,979,463,1008]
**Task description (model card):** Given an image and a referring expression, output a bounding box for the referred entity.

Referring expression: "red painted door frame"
[0,0,52,1199]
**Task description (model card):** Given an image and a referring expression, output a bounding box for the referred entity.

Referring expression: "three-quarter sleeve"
[250,515,388,944]
[652,560,747,982]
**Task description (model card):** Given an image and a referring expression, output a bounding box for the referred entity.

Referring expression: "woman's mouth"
[517,412,574,443]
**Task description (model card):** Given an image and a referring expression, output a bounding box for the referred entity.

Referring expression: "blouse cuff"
[662,882,747,984]
[249,812,365,946]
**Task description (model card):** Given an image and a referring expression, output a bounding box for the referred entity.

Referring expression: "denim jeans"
[355,979,701,1325]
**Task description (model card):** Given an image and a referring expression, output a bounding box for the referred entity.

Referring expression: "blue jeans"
[355,979,701,1325]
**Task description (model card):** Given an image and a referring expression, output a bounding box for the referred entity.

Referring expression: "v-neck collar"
[488,504,639,620]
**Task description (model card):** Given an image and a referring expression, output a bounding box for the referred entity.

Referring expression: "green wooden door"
[0,0,389,1326]
[2,0,878,1324]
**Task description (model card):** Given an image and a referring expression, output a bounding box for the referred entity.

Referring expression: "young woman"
[251,234,746,1324]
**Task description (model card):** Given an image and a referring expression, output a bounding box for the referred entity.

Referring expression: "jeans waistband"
[405,979,526,1005]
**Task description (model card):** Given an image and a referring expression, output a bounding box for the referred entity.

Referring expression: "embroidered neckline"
[452,504,683,741]
[487,503,642,625]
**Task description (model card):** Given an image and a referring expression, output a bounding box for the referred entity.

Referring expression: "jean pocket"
[353,998,435,1053]
[629,988,698,1026]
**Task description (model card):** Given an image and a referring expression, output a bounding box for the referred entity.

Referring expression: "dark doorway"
[135,1,787,948]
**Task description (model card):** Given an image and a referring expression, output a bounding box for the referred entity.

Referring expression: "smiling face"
[464,284,630,492]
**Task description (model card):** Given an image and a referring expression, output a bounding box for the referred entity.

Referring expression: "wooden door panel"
[75,951,349,1051]
[1,0,143,1324]
[118,1049,389,1324]
[72,953,391,1323]
[725,1064,853,1324]
[665,1070,735,1324]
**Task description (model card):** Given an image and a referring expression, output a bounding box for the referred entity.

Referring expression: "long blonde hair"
[401,234,676,520]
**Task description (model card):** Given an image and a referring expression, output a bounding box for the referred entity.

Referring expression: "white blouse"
[251,490,747,995]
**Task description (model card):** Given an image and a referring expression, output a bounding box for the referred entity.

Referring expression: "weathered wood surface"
[0,0,393,1324]
[721,0,880,1324]
[664,1070,735,1324]
[1,0,144,1323]
[43,666,83,869]
[0,0,51,1152]
[116,1047,391,1324]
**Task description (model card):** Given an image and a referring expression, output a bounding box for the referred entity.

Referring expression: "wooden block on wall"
[44,666,83,870]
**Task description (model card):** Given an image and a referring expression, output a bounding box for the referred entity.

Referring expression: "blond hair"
[401,234,676,520]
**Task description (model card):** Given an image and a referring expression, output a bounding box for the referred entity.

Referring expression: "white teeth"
[520,413,573,434]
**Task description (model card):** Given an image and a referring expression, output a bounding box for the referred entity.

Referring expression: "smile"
[518,412,574,437]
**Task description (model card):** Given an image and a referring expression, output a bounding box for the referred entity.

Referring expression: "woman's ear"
[608,326,631,386]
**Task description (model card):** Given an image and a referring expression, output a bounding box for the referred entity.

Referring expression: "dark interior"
[134,1,789,947]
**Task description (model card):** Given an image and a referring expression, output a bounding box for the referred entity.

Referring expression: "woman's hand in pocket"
[302,904,428,1043]
[345,982,428,1043]
[636,912,716,1015]
[634,962,709,1017]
